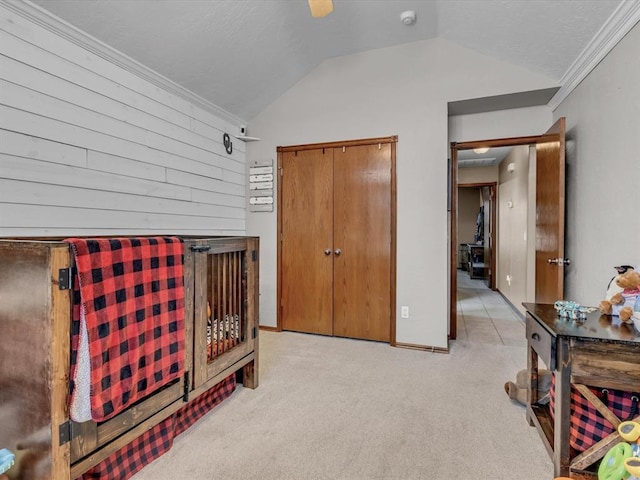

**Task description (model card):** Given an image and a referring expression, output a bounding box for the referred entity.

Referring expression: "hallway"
[456,270,526,347]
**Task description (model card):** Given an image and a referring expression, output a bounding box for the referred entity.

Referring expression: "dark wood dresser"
[524,303,640,479]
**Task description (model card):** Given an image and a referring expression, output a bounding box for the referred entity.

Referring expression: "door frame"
[450,134,549,340]
[276,136,398,345]
[457,182,497,290]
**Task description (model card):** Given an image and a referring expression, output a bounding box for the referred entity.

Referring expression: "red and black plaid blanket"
[66,237,186,422]
[77,375,236,480]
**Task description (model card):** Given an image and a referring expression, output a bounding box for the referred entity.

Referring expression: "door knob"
[547,258,571,266]
[334,249,342,256]
[324,249,331,256]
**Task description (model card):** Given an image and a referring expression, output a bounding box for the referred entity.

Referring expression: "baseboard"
[496,290,525,321]
[259,325,280,332]
[395,342,449,354]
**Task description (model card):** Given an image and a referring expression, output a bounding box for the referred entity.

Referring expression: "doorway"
[449,118,567,341]
[457,182,497,290]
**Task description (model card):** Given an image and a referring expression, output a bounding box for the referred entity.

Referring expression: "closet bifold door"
[333,143,392,342]
[280,148,334,335]
[278,136,396,343]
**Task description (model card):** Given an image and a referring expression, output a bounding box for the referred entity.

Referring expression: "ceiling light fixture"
[308,0,333,18]
[473,147,490,154]
[400,10,416,26]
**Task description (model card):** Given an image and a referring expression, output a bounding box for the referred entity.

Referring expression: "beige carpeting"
[132,294,553,480]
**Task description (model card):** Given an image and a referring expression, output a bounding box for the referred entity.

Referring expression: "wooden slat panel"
[49,245,72,479]
[70,398,185,479]
[0,179,245,220]
[0,52,246,165]
[87,150,168,182]
[166,169,243,196]
[0,75,238,177]
[206,342,252,380]
[0,129,87,167]
[193,249,209,388]
[1,204,245,231]
[242,238,259,388]
[571,340,640,391]
[0,152,191,201]
[183,242,195,382]
[1,7,249,238]
[0,13,244,145]
[96,383,183,446]
[69,420,99,463]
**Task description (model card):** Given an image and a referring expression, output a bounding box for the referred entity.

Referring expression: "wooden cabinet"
[466,243,484,279]
[278,137,396,343]
[524,303,640,479]
[0,236,259,479]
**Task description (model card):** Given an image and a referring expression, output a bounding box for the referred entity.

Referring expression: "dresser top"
[523,302,640,344]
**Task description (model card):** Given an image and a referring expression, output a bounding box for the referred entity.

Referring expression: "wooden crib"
[0,236,259,479]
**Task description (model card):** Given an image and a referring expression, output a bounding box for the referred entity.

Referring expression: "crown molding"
[548,0,640,111]
[3,0,246,126]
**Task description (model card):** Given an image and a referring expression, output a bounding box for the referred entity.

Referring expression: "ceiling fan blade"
[308,0,333,18]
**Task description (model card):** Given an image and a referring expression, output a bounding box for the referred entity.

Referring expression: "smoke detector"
[400,10,416,26]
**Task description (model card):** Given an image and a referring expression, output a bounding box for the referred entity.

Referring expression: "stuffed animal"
[600,269,640,323]
[504,368,552,406]
[604,265,635,301]
[632,296,640,330]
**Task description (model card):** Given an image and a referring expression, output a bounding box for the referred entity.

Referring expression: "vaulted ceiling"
[29,0,626,121]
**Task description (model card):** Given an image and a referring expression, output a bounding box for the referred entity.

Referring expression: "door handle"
[547,258,571,266]
[334,249,342,256]
[324,249,332,256]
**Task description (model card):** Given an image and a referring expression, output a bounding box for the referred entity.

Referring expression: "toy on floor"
[504,368,552,406]
[598,421,640,480]
[600,267,640,323]
[0,448,15,476]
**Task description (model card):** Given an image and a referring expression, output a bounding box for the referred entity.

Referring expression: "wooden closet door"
[333,143,392,341]
[281,148,334,335]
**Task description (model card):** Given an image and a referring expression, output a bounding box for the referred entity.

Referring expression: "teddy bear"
[600,268,640,323]
[504,368,552,406]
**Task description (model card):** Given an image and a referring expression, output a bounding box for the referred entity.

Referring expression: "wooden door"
[535,117,566,303]
[333,144,392,342]
[450,118,566,340]
[280,148,334,335]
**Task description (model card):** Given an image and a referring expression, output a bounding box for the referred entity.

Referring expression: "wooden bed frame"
[0,236,259,479]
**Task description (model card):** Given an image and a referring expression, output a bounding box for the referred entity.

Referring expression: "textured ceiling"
[30,0,623,121]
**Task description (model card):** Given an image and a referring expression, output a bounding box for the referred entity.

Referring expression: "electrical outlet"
[401,306,409,318]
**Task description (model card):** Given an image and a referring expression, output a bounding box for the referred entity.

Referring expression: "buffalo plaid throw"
[174,374,236,436]
[66,237,186,422]
[76,375,237,480]
[550,374,640,451]
[78,415,175,479]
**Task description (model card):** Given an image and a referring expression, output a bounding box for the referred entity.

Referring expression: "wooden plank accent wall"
[0,4,246,236]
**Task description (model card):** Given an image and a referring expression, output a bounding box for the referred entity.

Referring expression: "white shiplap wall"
[0,2,246,237]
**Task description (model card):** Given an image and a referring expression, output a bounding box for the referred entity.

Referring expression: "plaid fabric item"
[76,375,237,479]
[174,374,236,436]
[66,237,186,422]
[78,415,174,480]
[550,374,640,451]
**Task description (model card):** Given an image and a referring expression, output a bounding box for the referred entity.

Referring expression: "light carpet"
[132,330,552,480]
